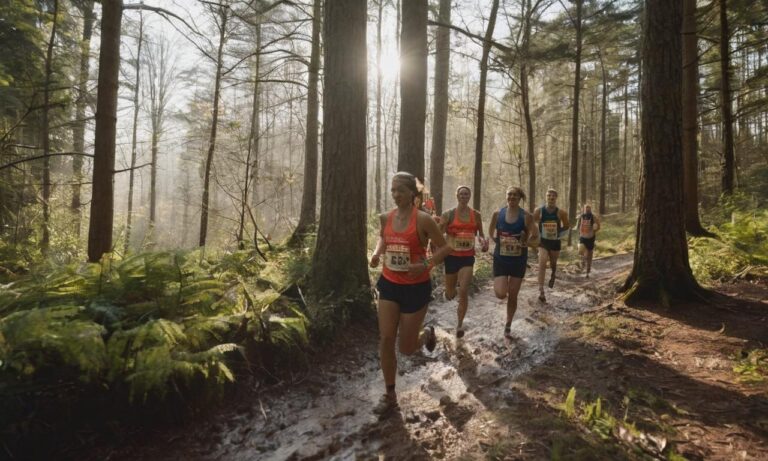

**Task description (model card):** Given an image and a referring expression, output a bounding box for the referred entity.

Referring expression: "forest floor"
[78,252,768,461]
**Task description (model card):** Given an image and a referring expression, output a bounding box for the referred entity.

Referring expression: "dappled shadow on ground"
[632,282,768,345]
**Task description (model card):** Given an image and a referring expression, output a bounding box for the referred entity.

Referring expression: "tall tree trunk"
[521,0,536,212]
[567,0,583,245]
[41,0,60,254]
[682,0,709,235]
[311,0,369,299]
[88,0,123,262]
[199,6,228,248]
[580,125,588,204]
[397,0,427,179]
[623,0,706,304]
[71,0,94,239]
[472,0,500,211]
[429,0,451,214]
[240,22,261,247]
[598,50,608,215]
[291,0,320,242]
[621,81,628,213]
[125,10,143,255]
[375,0,384,213]
[719,0,735,194]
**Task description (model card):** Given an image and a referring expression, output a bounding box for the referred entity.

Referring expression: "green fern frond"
[0,305,107,381]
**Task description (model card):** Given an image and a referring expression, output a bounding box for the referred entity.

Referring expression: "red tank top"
[382,207,429,285]
[447,208,478,257]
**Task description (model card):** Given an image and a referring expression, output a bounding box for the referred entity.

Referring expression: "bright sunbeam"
[377,47,400,81]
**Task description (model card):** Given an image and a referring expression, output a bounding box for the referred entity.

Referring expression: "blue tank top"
[539,206,561,241]
[494,207,528,261]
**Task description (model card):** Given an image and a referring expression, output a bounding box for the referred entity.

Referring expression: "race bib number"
[542,221,558,240]
[385,244,410,271]
[452,232,475,251]
[580,219,592,236]
[499,233,522,257]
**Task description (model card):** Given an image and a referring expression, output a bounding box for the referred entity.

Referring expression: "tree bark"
[88,0,123,262]
[397,0,427,179]
[290,0,321,243]
[622,0,706,304]
[41,0,60,254]
[472,0,500,211]
[311,0,370,299]
[199,5,228,248]
[71,0,95,239]
[567,0,583,246]
[375,0,384,213]
[598,50,607,215]
[682,0,710,235]
[719,0,735,194]
[429,0,450,214]
[621,81,628,213]
[125,10,143,255]
[520,0,536,212]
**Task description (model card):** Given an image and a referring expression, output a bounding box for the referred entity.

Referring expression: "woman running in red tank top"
[369,172,451,416]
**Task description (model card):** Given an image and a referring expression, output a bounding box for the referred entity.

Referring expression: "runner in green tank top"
[532,189,570,302]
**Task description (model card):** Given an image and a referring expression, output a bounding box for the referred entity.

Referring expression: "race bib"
[499,233,522,257]
[385,244,410,271]
[580,218,592,236]
[452,232,475,251]
[542,221,558,240]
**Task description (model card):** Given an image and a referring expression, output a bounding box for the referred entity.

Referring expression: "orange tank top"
[447,207,478,257]
[382,207,429,285]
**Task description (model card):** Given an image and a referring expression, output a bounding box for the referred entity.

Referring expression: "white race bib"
[452,232,475,251]
[542,221,558,240]
[499,234,522,257]
[385,244,410,271]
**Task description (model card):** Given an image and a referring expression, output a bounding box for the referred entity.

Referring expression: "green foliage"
[0,305,106,381]
[593,213,637,256]
[559,388,686,459]
[690,204,768,282]
[0,246,310,412]
[733,349,768,384]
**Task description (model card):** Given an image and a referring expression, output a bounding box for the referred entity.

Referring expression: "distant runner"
[440,186,488,338]
[488,187,539,338]
[533,189,569,303]
[370,172,451,416]
[577,203,601,278]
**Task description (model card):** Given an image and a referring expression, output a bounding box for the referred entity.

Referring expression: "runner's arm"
[532,207,541,226]
[369,214,387,268]
[488,211,499,242]
[475,210,489,252]
[559,209,570,229]
[525,212,540,248]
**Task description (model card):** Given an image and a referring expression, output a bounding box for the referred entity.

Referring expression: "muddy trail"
[85,253,635,461]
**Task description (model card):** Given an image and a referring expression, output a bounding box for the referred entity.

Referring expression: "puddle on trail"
[105,253,633,461]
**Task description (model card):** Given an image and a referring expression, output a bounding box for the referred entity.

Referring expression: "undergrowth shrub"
[690,207,768,282]
[0,244,311,444]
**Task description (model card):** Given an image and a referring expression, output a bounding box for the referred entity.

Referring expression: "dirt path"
[91,253,638,460]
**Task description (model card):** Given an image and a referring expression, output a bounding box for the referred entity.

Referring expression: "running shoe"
[424,325,437,352]
[373,392,399,418]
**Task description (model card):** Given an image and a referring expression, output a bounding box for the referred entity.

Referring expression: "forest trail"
[93,253,636,460]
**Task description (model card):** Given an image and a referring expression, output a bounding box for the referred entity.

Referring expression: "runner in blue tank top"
[533,189,570,302]
[488,187,540,338]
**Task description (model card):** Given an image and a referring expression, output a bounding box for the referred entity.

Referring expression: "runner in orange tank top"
[439,185,488,338]
[369,172,450,417]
